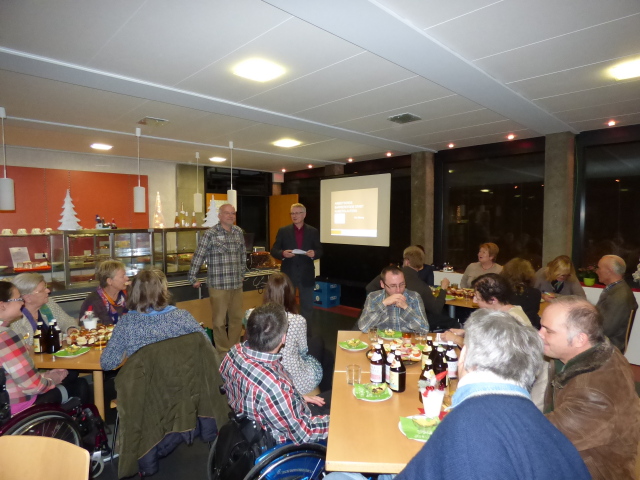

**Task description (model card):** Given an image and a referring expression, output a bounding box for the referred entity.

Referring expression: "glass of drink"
[346,365,362,385]
[368,328,379,343]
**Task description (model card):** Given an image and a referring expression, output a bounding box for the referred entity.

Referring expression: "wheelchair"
[207,411,327,480]
[0,369,110,478]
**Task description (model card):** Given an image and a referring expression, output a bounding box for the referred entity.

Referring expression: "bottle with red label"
[370,343,384,384]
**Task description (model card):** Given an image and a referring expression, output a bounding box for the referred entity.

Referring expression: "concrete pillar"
[542,132,575,265]
[411,151,435,263]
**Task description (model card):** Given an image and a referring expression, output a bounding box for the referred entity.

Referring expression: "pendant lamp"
[193,151,203,213]
[0,107,15,211]
[133,127,146,213]
[227,141,237,209]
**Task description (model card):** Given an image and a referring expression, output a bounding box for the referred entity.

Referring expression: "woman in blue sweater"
[100,269,206,370]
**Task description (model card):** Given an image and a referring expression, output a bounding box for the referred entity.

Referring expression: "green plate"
[445,295,455,301]
[338,339,368,351]
[377,329,402,339]
[353,383,393,402]
[53,346,91,358]
[398,415,440,442]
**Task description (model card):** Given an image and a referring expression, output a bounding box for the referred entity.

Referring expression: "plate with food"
[398,415,440,442]
[353,383,393,402]
[338,338,368,351]
[445,295,456,301]
[377,329,402,340]
[53,345,91,358]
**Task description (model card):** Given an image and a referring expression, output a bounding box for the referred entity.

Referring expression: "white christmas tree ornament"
[58,189,82,230]
[202,198,218,227]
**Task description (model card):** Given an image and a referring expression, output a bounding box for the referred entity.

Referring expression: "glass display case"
[152,227,207,275]
[0,228,207,291]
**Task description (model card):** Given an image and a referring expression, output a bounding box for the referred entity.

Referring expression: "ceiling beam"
[264,0,578,135]
[0,47,432,154]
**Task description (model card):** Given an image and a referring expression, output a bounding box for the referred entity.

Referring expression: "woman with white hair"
[10,272,77,346]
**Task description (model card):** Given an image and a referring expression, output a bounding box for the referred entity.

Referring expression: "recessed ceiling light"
[448,169,455,173]
[281,168,286,173]
[514,186,518,189]
[609,59,640,80]
[273,139,301,148]
[480,189,490,193]
[507,134,515,140]
[448,143,455,148]
[347,158,353,163]
[233,58,285,82]
[91,143,112,150]
[308,164,313,169]
[209,157,226,163]
[608,120,616,126]
[386,152,392,157]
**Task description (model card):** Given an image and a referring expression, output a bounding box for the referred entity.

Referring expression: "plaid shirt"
[220,342,329,445]
[0,327,55,406]
[603,279,623,293]
[357,289,430,333]
[188,223,247,289]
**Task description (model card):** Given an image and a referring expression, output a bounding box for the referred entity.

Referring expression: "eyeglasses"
[383,282,406,290]
[290,211,305,216]
[26,288,47,295]
[4,297,24,303]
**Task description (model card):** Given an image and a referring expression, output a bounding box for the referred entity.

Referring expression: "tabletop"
[327,330,455,474]
[32,346,104,370]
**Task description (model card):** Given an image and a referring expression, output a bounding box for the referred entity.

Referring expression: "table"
[445,296,550,319]
[327,330,454,474]
[33,347,106,419]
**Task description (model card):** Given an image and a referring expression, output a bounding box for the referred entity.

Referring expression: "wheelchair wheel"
[243,443,326,480]
[207,438,219,480]
[4,411,82,446]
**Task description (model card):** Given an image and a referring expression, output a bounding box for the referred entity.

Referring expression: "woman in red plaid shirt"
[0,281,86,415]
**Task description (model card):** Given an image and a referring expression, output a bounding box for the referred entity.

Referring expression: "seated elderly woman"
[10,273,78,347]
[79,259,129,325]
[0,281,88,415]
[100,268,207,370]
[533,255,586,302]
[501,258,542,329]
[442,273,547,410]
[460,243,502,288]
[243,272,324,395]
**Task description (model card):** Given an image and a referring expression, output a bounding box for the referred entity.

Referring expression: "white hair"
[463,309,543,390]
[603,255,626,276]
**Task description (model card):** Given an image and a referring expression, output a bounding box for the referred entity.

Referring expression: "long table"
[33,347,106,419]
[327,331,452,474]
[445,296,550,318]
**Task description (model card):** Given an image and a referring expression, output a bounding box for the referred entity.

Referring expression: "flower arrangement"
[578,265,598,286]
[633,259,640,284]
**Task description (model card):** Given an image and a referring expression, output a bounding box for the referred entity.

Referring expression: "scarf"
[96,287,127,324]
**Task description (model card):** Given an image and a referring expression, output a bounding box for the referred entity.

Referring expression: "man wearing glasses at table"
[357,265,429,334]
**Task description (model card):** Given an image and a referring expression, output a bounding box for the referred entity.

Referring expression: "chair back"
[0,435,89,480]
[624,309,637,353]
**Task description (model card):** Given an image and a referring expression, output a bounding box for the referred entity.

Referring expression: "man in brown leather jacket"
[539,296,639,480]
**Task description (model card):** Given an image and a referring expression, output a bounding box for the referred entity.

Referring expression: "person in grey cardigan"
[533,255,585,302]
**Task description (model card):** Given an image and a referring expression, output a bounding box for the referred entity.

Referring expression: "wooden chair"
[624,309,637,354]
[0,435,89,480]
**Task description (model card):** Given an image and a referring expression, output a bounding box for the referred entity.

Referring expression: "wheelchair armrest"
[60,397,82,412]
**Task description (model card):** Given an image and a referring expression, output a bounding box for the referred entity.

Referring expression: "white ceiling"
[0,0,639,173]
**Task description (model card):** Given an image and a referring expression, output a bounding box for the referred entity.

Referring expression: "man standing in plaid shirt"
[220,303,329,445]
[189,203,247,353]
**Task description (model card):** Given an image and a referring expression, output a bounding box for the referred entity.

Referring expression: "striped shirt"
[357,289,430,333]
[188,223,247,290]
[220,342,329,445]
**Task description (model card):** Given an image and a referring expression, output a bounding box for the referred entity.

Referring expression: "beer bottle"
[36,320,49,353]
[389,349,406,393]
[51,319,63,349]
[421,342,433,369]
[33,324,43,353]
[418,358,435,403]
[46,321,60,353]
[446,346,458,380]
[385,345,397,384]
[377,340,386,383]
[370,343,384,384]
[433,346,448,390]
[174,212,180,228]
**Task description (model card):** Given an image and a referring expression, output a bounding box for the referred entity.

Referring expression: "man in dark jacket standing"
[271,203,322,327]
[540,296,639,480]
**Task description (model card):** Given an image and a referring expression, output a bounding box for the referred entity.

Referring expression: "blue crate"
[313,291,340,308]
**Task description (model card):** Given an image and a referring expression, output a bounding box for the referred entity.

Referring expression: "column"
[411,152,435,263]
[542,132,575,265]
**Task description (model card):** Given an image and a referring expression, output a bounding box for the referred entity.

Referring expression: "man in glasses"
[357,265,429,333]
[271,203,323,330]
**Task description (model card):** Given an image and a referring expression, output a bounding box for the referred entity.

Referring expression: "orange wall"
[0,166,149,231]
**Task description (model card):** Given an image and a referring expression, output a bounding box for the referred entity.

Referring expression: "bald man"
[595,255,638,352]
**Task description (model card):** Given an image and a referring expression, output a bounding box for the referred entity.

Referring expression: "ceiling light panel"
[233,58,285,82]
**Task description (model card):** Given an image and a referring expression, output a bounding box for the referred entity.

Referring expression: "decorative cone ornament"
[152,191,166,228]
[58,189,82,230]
[202,198,218,227]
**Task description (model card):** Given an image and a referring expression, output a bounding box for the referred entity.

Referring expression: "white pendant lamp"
[133,127,146,213]
[226,141,237,210]
[0,107,15,211]
[193,151,203,213]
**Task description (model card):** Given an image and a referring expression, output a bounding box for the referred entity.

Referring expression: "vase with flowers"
[578,265,598,286]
